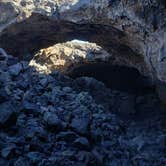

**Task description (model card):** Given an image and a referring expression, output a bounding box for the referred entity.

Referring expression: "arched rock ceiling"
[0,0,165,83]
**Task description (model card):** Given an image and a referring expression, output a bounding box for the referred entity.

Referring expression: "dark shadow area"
[68,63,155,94]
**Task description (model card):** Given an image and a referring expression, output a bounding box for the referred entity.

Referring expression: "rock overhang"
[0,0,165,103]
[0,12,147,74]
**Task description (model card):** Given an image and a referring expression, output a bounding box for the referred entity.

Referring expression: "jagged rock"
[8,63,22,76]
[0,2,19,30]
[0,49,165,165]
[21,101,40,115]
[7,56,18,66]
[71,117,90,135]
[0,48,8,61]
[73,137,90,150]
[76,151,93,164]
[62,87,72,93]
[27,152,44,163]
[14,157,30,166]
[0,71,11,84]
[0,0,165,88]
[43,112,66,130]
[1,145,16,158]
[29,41,111,74]
[56,131,78,142]
[0,158,9,166]
[0,102,17,127]
[130,135,145,151]
[22,119,46,139]
[39,78,49,87]
[0,88,8,103]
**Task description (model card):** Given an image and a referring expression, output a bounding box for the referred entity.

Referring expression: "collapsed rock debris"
[0,49,166,166]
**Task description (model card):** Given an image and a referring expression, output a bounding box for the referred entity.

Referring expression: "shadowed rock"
[69,63,154,93]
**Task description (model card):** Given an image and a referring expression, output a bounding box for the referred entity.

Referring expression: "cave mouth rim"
[0,12,158,96]
[0,12,148,84]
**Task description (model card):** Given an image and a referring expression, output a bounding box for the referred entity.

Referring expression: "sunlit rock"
[29,40,111,74]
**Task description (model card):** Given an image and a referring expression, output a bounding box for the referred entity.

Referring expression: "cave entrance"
[0,13,144,66]
[0,12,163,122]
[69,63,154,94]
[0,13,153,94]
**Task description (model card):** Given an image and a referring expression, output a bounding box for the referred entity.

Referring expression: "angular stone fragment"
[14,157,30,166]
[43,112,65,130]
[1,145,16,158]
[9,63,22,76]
[71,117,90,135]
[56,131,78,142]
[73,137,90,150]
[0,102,17,128]
[27,152,43,163]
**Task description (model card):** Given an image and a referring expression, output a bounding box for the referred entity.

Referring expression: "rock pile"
[0,51,166,165]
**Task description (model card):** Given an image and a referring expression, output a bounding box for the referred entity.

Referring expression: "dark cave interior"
[68,63,155,94]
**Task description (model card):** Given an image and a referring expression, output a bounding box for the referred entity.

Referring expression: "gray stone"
[73,137,90,150]
[21,101,40,114]
[20,61,29,70]
[0,102,17,127]
[43,112,65,130]
[76,151,92,164]
[0,0,166,89]
[71,117,90,135]
[0,2,19,25]
[107,160,121,166]
[1,145,16,158]
[14,157,30,166]
[7,56,18,66]
[92,149,103,165]
[56,131,78,142]
[0,48,8,60]
[130,135,145,151]
[62,87,72,93]
[9,63,22,76]
[0,71,11,83]
[157,134,166,147]
[27,152,43,163]
[0,158,9,166]
[39,78,48,87]
[0,88,8,103]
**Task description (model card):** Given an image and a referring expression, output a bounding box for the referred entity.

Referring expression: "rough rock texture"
[0,44,166,166]
[29,40,111,74]
[0,0,165,79]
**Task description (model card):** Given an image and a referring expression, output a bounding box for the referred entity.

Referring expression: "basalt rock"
[29,40,111,74]
[0,0,165,102]
[0,102,17,128]
[0,50,166,165]
[0,0,166,82]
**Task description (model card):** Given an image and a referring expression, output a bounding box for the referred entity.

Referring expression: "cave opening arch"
[0,13,143,63]
[0,13,154,93]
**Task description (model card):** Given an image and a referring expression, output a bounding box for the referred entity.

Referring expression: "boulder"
[43,112,65,130]
[0,102,17,128]
[71,117,90,135]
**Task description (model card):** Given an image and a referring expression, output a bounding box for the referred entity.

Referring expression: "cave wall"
[0,13,147,75]
[0,0,165,102]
